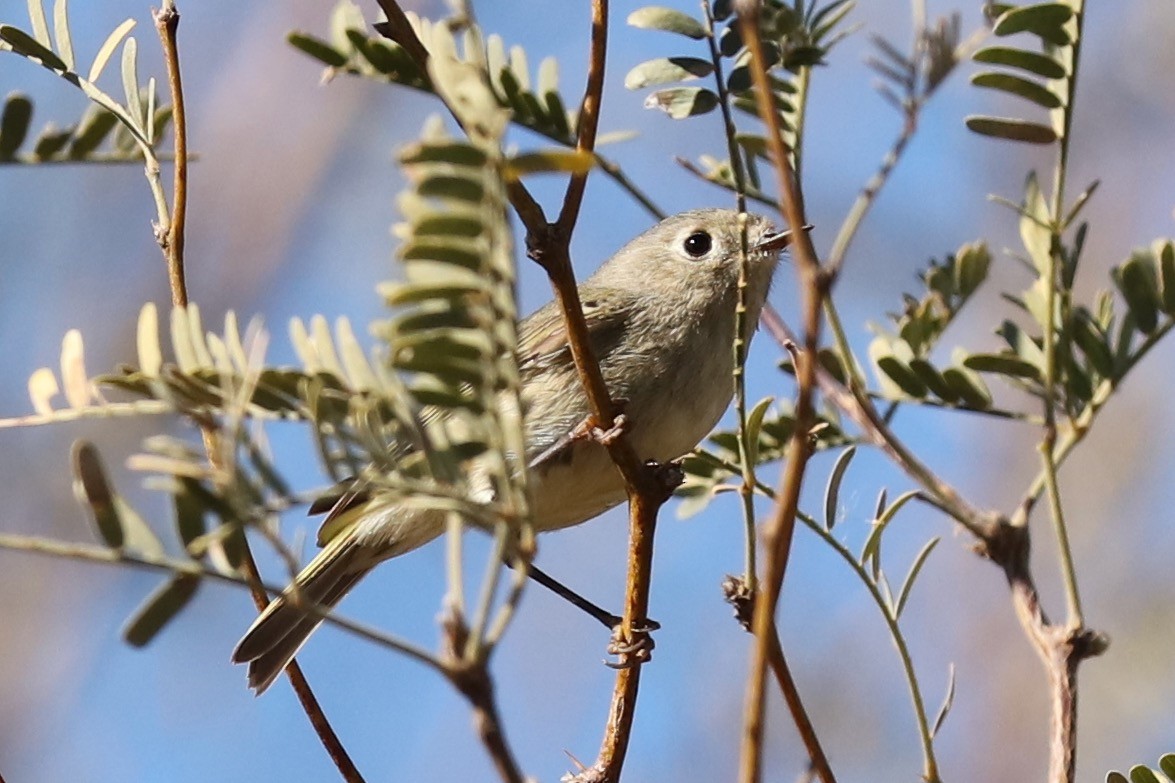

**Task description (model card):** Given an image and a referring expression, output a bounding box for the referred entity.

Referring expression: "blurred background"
[1,0,1173,780]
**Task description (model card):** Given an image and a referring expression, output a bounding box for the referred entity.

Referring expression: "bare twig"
[733,4,827,783]
[766,628,836,783]
[238,545,368,783]
[722,576,837,783]
[702,7,833,778]
[369,3,667,779]
[151,7,363,779]
[153,4,188,307]
[541,3,685,781]
[441,609,526,783]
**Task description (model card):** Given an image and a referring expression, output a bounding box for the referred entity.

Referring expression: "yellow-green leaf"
[88,18,135,82]
[965,116,1057,144]
[505,149,594,178]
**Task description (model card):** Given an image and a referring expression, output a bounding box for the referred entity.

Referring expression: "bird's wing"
[518,287,637,471]
[312,479,373,546]
[311,288,637,541]
[518,287,634,379]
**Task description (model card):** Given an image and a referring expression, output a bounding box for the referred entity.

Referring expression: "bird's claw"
[604,620,657,669]
[570,400,631,448]
[591,413,628,447]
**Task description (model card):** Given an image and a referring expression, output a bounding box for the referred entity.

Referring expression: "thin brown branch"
[528,0,626,448]
[151,8,363,779]
[242,546,368,783]
[442,611,526,783]
[767,628,835,783]
[555,0,607,233]
[568,483,670,783]
[543,3,680,781]
[724,579,835,783]
[153,5,188,308]
[745,8,1111,777]
[733,4,827,783]
[373,4,665,779]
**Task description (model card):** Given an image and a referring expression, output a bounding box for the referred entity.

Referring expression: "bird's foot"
[590,413,629,447]
[569,400,630,448]
[604,619,658,669]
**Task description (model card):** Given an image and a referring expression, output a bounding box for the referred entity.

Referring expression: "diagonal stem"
[733,4,826,783]
[153,7,363,780]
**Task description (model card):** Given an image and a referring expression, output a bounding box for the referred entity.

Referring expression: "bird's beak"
[755,224,814,252]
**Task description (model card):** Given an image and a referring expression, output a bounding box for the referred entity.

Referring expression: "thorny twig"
[544,3,685,781]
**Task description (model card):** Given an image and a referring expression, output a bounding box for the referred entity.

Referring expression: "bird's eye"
[683,231,713,258]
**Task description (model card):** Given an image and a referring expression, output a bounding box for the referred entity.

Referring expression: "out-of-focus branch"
[441,610,526,783]
[152,7,364,780]
[733,4,827,783]
[724,577,837,783]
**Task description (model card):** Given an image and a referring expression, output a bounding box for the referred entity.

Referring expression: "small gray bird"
[232,208,796,692]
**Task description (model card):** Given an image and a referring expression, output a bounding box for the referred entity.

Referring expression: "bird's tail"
[231,536,368,694]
